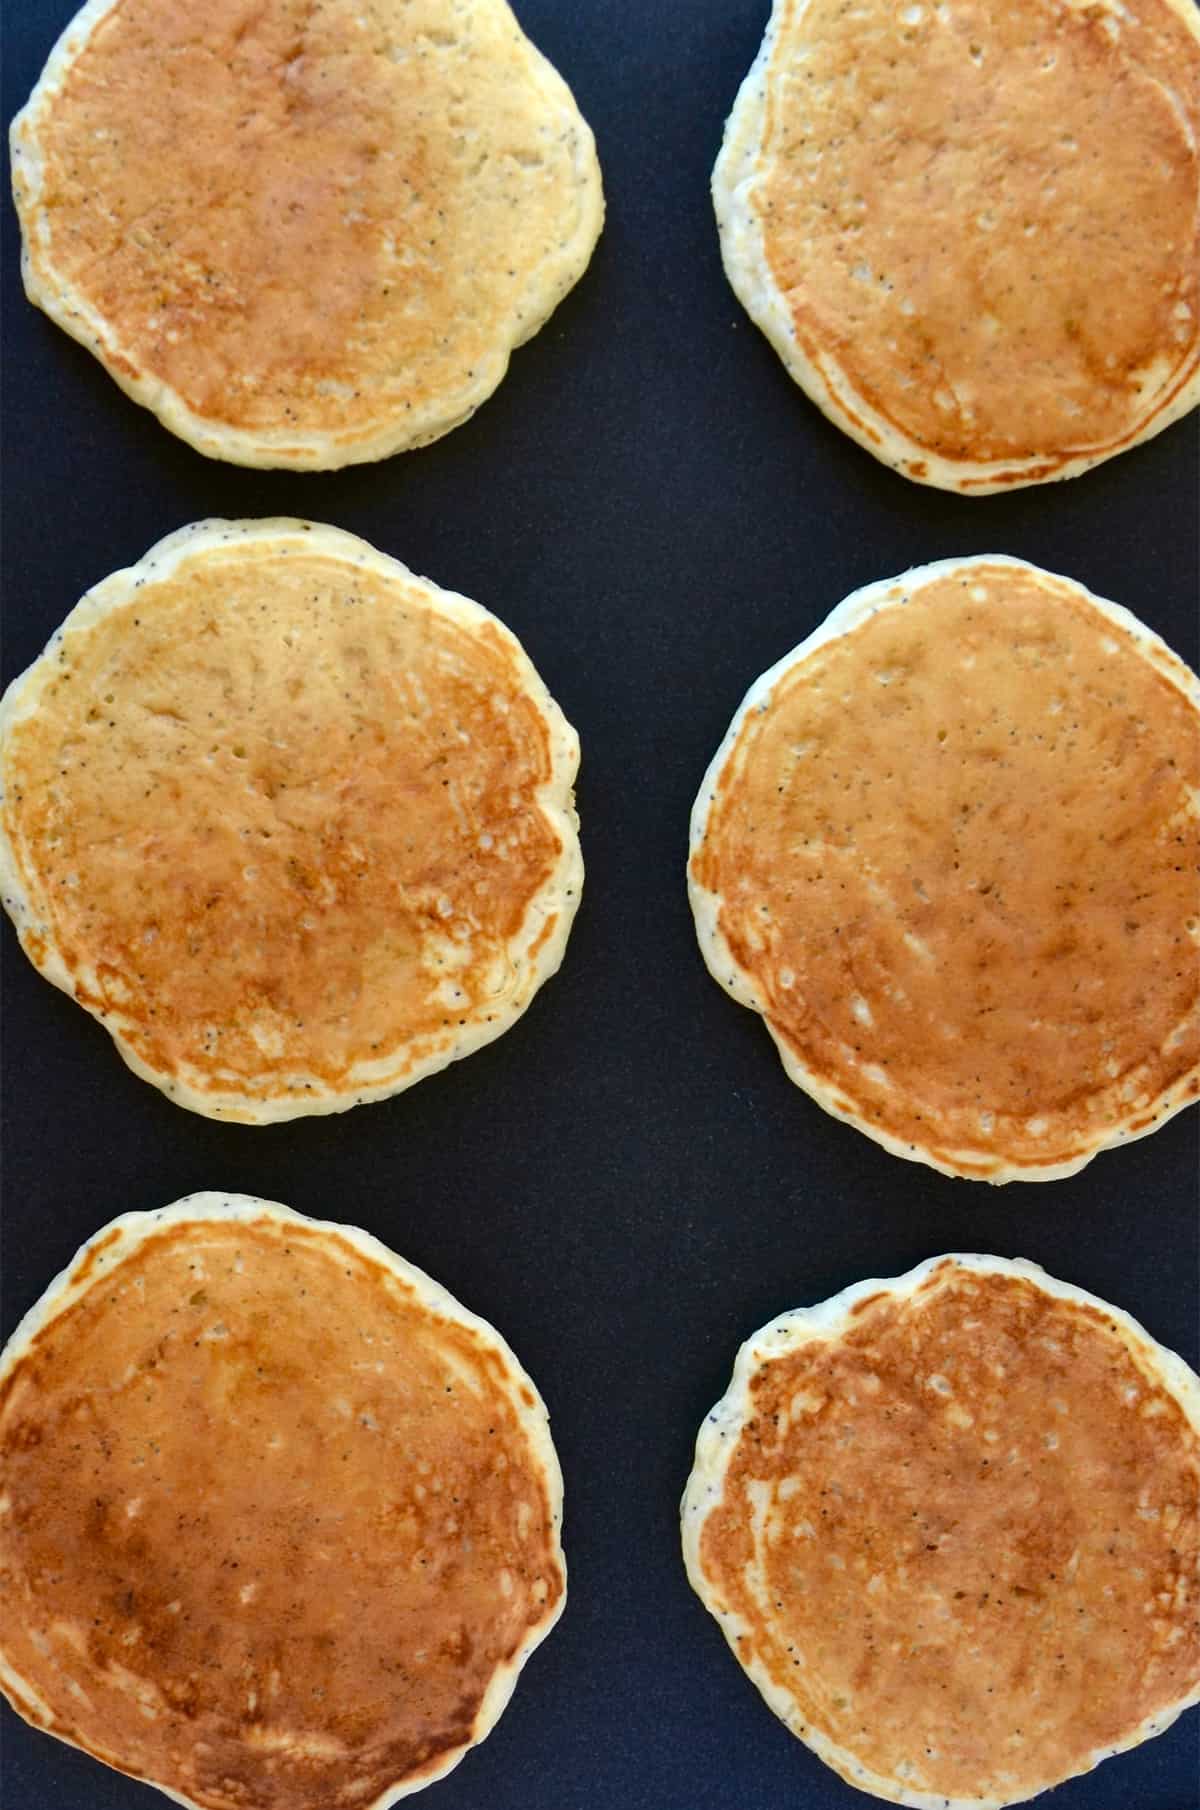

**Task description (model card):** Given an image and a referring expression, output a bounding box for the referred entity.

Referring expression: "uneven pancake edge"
[712,0,1200,495]
[0,518,583,1123]
[9,0,604,470]
[0,1191,566,1810]
[680,1252,1200,1809]
[687,554,1200,1183]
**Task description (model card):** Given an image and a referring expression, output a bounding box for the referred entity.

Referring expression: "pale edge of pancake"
[0,1191,567,1810]
[711,0,1200,495]
[681,1251,1200,1810]
[0,518,584,1123]
[687,553,1200,1183]
[9,0,604,470]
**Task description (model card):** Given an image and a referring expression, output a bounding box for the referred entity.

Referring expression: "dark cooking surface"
[2,4,1197,1808]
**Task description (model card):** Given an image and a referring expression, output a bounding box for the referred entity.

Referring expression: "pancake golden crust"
[11,0,603,468]
[0,520,582,1122]
[0,1193,565,1810]
[682,1254,1200,1807]
[688,556,1200,1182]
[714,0,1200,492]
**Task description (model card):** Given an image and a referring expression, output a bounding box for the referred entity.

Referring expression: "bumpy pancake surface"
[682,1254,1200,1807]
[713,0,1200,491]
[0,1193,565,1810]
[688,557,1200,1181]
[11,0,602,468]
[0,520,581,1122]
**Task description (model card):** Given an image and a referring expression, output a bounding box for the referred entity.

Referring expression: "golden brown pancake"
[713,0,1200,492]
[0,520,582,1122]
[688,556,1200,1181]
[0,1193,565,1810]
[682,1254,1200,1807]
[11,0,603,468]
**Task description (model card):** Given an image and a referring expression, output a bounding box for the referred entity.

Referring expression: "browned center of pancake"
[691,564,1200,1173]
[30,0,579,438]
[0,1217,562,1810]
[699,1265,1200,1801]
[757,0,1200,466]
[2,544,564,1110]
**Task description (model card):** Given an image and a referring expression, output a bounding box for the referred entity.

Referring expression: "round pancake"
[10,0,603,469]
[713,0,1200,492]
[682,1253,1200,1807]
[0,519,582,1122]
[0,1192,566,1810]
[688,556,1200,1181]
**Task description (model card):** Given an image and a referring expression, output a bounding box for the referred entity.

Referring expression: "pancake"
[0,1192,565,1810]
[688,556,1200,1181]
[0,519,582,1122]
[713,0,1200,492]
[682,1253,1200,1807]
[10,0,603,469]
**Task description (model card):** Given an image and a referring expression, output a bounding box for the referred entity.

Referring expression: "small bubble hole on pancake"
[0,520,582,1122]
[10,0,604,468]
[0,1192,566,1810]
[682,1253,1200,1808]
[688,556,1200,1182]
[713,0,1200,491]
